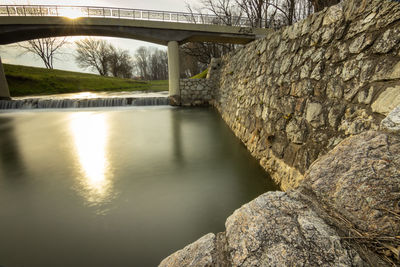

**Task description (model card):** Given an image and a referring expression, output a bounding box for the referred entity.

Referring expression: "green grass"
[4,64,168,96]
[190,68,208,79]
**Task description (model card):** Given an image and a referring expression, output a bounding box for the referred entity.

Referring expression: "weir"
[0,96,169,109]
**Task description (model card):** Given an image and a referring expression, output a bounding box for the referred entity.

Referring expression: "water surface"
[0,107,277,267]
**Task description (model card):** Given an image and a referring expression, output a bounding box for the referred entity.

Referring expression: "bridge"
[0,5,271,103]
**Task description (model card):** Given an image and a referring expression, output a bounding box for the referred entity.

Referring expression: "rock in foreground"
[159,233,216,267]
[160,130,400,266]
[224,191,364,267]
[303,131,400,237]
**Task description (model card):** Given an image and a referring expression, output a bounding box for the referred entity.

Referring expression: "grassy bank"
[4,64,168,96]
[190,69,208,79]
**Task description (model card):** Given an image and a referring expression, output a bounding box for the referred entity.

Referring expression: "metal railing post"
[6,5,9,16]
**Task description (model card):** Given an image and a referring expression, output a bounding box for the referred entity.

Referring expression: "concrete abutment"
[0,57,10,100]
[167,41,180,105]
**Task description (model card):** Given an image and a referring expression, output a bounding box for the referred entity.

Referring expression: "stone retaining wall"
[180,79,214,106]
[211,0,400,190]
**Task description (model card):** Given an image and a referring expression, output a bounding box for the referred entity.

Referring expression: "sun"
[58,7,86,19]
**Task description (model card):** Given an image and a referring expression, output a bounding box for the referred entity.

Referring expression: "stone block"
[380,105,400,133]
[341,59,360,81]
[326,79,343,99]
[286,119,307,144]
[300,61,311,79]
[371,85,400,115]
[321,27,335,44]
[310,62,323,80]
[357,86,374,104]
[323,4,344,26]
[306,102,324,127]
[373,28,400,53]
[349,34,365,53]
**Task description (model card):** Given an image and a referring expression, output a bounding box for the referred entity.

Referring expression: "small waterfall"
[0,97,169,110]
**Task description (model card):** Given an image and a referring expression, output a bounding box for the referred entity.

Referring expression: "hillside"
[3,64,168,96]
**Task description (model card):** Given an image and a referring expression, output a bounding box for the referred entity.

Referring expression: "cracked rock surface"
[224,191,364,267]
[303,131,400,237]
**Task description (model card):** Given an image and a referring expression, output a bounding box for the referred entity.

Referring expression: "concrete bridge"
[0,5,270,102]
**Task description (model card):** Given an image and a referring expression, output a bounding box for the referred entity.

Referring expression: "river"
[0,106,277,266]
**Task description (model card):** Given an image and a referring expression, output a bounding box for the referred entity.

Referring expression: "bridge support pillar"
[0,57,10,100]
[168,41,180,105]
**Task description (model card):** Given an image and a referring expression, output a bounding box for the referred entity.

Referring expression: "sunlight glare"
[69,113,114,209]
[72,92,98,99]
[58,7,86,19]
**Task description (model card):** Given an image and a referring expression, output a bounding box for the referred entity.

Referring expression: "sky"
[0,0,201,73]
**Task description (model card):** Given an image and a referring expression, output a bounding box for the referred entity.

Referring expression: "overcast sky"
[0,0,202,73]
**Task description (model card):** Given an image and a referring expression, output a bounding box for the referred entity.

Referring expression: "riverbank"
[4,64,168,96]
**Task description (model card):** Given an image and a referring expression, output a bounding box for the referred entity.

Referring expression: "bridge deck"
[0,5,271,45]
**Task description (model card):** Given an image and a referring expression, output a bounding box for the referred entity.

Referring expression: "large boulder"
[160,191,364,267]
[224,191,364,266]
[159,130,400,266]
[302,131,400,236]
[159,233,216,267]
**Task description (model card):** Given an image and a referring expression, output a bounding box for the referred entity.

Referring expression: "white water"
[0,91,169,109]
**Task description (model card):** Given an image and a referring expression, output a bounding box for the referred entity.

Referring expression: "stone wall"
[211,0,400,190]
[180,79,214,106]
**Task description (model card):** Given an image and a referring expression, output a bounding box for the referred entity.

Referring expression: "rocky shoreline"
[160,126,400,266]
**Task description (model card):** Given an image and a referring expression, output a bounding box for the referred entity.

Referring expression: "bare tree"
[182,0,332,70]
[134,46,151,80]
[18,37,69,69]
[75,38,110,76]
[149,49,168,80]
[181,42,234,66]
[234,0,314,27]
[182,0,308,69]
[108,45,134,78]
[235,0,266,27]
[132,47,168,80]
[197,0,243,26]
[182,1,240,68]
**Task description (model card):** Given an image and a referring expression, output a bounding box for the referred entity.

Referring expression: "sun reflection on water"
[69,113,114,212]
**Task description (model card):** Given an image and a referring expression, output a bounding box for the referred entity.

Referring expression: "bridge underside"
[0,17,270,102]
[0,17,268,45]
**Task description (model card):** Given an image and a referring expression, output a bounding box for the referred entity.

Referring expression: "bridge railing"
[0,5,255,27]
